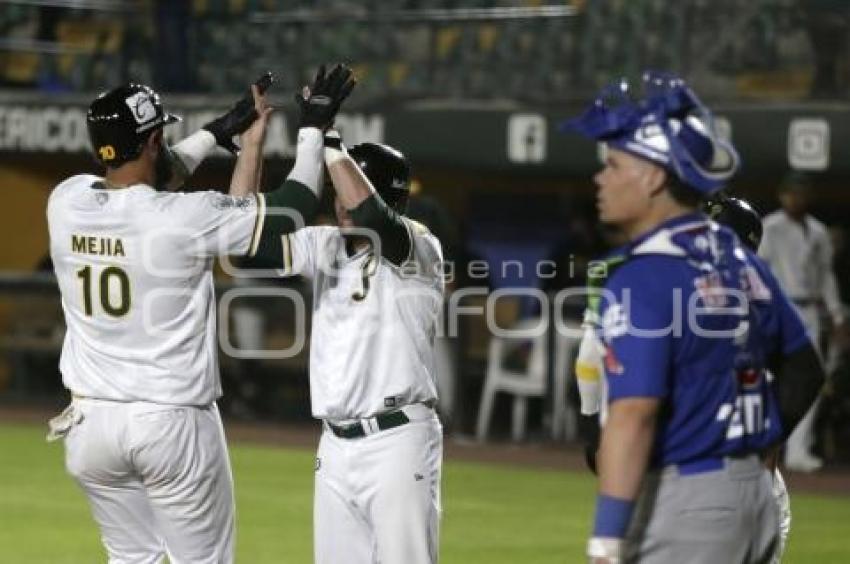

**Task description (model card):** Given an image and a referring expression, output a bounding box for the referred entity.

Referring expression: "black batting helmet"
[348,143,411,214]
[87,83,180,167]
[703,195,763,251]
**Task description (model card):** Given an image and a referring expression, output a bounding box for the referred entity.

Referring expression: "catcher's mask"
[561,71,739,196]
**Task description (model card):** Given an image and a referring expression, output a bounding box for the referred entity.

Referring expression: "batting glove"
[203,71,274,154]
[295,63,356,131]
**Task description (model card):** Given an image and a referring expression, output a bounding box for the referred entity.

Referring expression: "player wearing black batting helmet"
[87,75,273,190]
[348,142,411,214]
[703,193,803,563]
[704,195,763,251]
[49,67,357,564]
[87,83,180,168]
[305,123,444,564]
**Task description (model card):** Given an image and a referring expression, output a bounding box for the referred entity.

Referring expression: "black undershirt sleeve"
[348,193,412,267]
[250,179,319,267]
[768,342,825,442]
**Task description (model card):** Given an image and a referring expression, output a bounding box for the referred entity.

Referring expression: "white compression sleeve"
[323,129,348,166]
[171,129,217,175]
[287,127,324,198]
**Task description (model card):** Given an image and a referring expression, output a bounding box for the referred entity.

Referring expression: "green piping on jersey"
[247,191,266,257]
[281,233,294,273]
[252,179,320,267]
[586,254,628,317]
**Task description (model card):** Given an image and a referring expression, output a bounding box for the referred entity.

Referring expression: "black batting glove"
[578,413,601,475]
[295,63,356,131]
[203,71,274,154]
[584,444,599,475]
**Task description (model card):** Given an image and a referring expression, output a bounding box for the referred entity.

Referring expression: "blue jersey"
[598,213,810,468]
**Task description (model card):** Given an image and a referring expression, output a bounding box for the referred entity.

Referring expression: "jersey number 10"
[76,265,131,317]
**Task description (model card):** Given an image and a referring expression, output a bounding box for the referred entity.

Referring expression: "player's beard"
[153,142,175,191]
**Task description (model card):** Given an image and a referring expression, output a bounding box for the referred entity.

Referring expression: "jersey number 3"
[77,265,131,317]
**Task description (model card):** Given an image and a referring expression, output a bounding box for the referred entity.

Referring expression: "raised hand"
[294,63,356,131]
[204,71,274,153]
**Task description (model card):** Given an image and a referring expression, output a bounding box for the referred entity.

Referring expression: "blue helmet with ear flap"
[561,72,739,195]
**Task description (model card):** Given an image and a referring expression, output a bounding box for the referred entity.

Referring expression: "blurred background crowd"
[3,0,850,100]
[2,0,850,470]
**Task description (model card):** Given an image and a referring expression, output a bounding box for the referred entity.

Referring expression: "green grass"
[0,423,847,563]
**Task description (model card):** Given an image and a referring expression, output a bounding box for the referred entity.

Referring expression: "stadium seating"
[0,0,843,101]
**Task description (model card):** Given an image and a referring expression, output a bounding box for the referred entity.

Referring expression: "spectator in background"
[34,6,73,93]
[829,225,850,304]
[799,0,849,98]
[35,6,64,42]
[822,223,850,464]
[760,172,848,472]
[153,0,193,91]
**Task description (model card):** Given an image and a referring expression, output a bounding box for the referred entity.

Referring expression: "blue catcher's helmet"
[561,72,739,195]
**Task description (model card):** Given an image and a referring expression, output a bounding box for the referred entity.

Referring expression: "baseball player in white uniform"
[310,136,444,564]
[46,70,344,563]
[239,66,443,562]
[760,174,846,473]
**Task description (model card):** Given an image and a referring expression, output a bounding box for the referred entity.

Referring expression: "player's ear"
[635,160,666,197]
[646,165,667,197]
[146,129,163,154]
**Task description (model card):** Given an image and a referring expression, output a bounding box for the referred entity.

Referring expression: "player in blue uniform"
[563,73,825,563]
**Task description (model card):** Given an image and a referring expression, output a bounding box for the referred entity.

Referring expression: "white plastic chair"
[475,318,549,442]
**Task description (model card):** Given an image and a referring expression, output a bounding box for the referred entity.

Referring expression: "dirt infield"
[3,403,847,497]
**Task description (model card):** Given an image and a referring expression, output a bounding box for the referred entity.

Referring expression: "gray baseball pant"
[625,455,779,564]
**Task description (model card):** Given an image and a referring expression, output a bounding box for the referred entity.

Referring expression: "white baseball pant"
[314,405,442,564]
[61,398,235,564]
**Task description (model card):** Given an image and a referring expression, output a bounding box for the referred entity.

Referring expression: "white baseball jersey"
[760,210,844,324]
[280,221,444,420]
[48,174,264,406]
